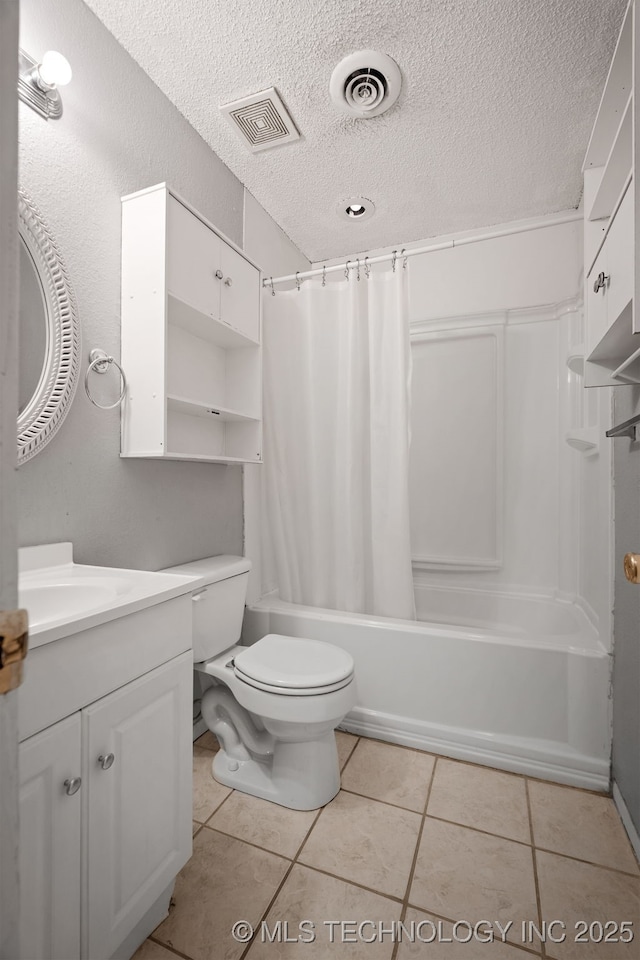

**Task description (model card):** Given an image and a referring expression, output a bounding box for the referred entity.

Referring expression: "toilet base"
[211,733,341,810]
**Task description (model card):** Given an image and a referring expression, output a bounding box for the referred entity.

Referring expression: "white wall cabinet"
[19,653,192,960]
[584,1,640,387]
[122,183,262,462]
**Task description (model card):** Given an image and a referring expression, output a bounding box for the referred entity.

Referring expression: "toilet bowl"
[165,556,357,810]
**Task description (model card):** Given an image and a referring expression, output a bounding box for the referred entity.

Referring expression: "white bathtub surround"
[244,585,611,791]
[263,266,415,619]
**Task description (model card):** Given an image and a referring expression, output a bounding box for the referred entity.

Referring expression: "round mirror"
[17,190,81,464]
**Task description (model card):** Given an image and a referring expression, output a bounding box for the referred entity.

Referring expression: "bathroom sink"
[19,543,199,648]
[19,579,130,629]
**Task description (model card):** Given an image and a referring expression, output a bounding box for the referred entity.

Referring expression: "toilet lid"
[233,634,354,692]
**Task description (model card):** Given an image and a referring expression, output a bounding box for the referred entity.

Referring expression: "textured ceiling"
[84,0,626,261]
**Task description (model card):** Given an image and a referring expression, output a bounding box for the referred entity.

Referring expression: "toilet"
[166,555,357,810]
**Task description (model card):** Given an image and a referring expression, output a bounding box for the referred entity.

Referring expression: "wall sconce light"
[18,48,72,120]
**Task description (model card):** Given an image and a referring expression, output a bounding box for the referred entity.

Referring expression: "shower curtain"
[263,265,416,620]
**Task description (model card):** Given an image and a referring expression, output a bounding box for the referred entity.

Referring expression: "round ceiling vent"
[336,197,375,222]
[330,50,402,118]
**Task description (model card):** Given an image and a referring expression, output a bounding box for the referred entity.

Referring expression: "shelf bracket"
[606,413,640,440]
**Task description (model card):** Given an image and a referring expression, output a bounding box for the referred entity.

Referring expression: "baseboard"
[341,706,610,792]
[613,781,640,862]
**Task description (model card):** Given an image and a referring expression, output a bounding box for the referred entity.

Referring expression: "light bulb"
[38,51,72,89]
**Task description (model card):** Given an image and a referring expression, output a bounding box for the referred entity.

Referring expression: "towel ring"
[84,349,127,409]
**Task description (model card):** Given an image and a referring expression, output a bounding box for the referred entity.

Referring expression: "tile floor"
[134,733,640,960]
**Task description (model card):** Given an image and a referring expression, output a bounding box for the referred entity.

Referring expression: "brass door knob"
[624,553,640,583]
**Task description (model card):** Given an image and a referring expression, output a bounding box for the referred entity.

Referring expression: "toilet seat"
[232,634,354,697]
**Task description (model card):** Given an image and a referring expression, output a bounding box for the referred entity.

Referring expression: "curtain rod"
[262,211,582,288]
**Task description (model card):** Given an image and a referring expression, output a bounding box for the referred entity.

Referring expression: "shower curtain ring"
[295,272,301,292]
[356,259,361,281]
[269,277,275,296]
[322,265,326,287]
[391,250,397,272]
[401,248,408,269]
[364,256,370,279]
[345,261,351,280]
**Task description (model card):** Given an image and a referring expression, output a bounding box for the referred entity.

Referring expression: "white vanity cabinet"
[19,715,82,960]
[18,589,194,960]
[121,183,262,462]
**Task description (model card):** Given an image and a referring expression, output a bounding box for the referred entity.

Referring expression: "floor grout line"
[525,778,547,960]
[390,755,439,960]
[200,822,293,862]
[532,845,640,879]
[292,860,405,904]
[399,906,545,958]
[339,785,426,816]
[337,732,360,772]
[237,803,326,960]
[148,933,195,960]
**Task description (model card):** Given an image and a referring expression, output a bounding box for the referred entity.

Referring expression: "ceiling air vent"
[220,87,300,152]
[330,50,402,118]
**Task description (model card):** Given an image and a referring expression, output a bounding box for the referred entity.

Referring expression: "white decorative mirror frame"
[17,189,81,464]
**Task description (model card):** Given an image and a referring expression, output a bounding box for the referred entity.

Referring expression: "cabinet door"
[83,653,192,960]
[167,195,222,320]
[219,242,260,342]
[605,182,634,327]
[586,242,609,356]
[19,714,82,960]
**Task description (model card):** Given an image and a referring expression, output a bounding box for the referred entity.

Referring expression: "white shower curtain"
[263,266,416,620]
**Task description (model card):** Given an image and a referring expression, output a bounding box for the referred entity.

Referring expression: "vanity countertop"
[19,543,198,649]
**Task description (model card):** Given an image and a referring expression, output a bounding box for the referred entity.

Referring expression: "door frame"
[0,1,21,957]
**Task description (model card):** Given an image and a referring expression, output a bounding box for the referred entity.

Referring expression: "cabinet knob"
[224,277,233,287]
[215,269,223,280]
[97,753,115,770]
[624,553,640,583]
[593,271,609,294]
[64,777,81,796]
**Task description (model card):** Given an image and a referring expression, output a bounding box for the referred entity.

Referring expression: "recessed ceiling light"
[337,197,375,222]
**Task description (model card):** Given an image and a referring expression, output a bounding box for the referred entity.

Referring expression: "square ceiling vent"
[220,87,300,152]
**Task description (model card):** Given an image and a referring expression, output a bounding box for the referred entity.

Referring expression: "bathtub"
[243,584,611,791]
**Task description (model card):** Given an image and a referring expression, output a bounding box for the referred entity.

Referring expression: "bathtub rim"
[249,591,606,658]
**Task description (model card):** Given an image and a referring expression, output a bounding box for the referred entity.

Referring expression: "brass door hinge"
[0,610,28,694]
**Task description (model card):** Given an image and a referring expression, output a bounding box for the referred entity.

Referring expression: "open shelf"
[162,452,262,464]
[585,301,639,386]
[583,0,632,172]
[168,292,259,349]
[166,395,259,422]
[586,94,632,221]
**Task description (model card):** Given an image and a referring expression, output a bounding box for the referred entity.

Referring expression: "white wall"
[242,190,310,602]
[18,0,246,569]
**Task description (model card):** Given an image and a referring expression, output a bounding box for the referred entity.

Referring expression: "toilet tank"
[163,556,251,662]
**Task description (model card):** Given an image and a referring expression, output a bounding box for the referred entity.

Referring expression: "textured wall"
[18,0,246,569]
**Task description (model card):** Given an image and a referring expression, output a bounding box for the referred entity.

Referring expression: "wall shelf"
[121,184,263,462]
[166,395,259,422]
[565,428,599,456]
[168,293,259,349]
[586,94,632,221]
